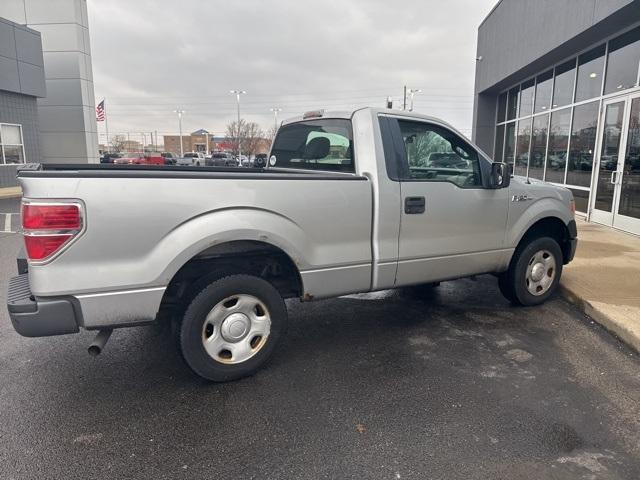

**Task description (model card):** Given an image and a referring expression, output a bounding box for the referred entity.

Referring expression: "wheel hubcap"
[525,249,556,296]
[201,294,271,364]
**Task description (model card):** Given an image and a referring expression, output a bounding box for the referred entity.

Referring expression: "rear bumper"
[7,274,79,337]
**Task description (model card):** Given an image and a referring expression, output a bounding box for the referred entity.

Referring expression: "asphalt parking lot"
[1,198,639,479]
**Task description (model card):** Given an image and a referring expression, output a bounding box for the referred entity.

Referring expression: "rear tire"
[180,274,287,381]
[499,236,563,306]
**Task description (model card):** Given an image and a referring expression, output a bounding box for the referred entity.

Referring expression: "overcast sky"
[88,0,496,144]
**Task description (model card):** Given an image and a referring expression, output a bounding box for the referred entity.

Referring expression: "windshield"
[270,118,354,172]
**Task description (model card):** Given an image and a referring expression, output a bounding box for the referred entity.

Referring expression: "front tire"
[180,274,287,381]
[499,236,563,306]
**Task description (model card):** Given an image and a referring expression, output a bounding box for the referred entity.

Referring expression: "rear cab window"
[269,119,354,173]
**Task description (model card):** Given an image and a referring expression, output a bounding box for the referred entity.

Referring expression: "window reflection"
[595,102,625,212]
[534,70,553,114]
[529,114,549,180]
[567,102,599,187]
[553,60,576,108]
[604,26,640,95]
[515,118,532,176]
[494,124,505,162]
[575,45,605,102]
[519,79,535,117]
[507,87,519,120]
[545,108,571,184]
[497,93,507,123]
[505,122,516,166]
[619,98,640,219]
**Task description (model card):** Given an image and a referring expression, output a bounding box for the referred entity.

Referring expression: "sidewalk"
[0,187,22,199]
[560,218,640,352]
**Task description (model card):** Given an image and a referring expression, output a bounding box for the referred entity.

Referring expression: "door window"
[397,121,482,188]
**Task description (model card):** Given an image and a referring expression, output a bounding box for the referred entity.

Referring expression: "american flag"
[96,99,105,122]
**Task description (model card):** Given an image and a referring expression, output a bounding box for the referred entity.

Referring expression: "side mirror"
[489,162,511,189]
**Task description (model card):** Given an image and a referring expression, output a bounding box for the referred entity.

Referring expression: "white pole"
[104,99,110,153]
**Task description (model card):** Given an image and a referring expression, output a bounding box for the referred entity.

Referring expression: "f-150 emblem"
[512,194,532,202]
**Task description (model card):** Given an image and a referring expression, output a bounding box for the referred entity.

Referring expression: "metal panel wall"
[0,0,98,164]
[472,0,640,157]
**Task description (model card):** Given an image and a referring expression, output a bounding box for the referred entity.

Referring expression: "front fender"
[506,196,574,248]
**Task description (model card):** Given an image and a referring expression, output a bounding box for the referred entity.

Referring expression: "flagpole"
[104,99,110,153]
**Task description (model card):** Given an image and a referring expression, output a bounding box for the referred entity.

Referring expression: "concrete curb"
[559,284,640,353]
[0,187,22,199]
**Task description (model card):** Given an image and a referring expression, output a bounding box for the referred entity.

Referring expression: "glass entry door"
[591,93,640,235]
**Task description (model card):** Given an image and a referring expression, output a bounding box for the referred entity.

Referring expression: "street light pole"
[270,107,282,131]
[173,108,185,157]
[408,88,422,112]
[230,90,246,161]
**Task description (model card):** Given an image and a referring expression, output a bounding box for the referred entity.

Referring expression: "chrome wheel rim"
[525,249,556,296]
[201,294,271,364]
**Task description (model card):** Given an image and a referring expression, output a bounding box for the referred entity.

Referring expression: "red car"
[113,153,165,165]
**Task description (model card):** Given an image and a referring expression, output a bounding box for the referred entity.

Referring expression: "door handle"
[610,170,622,185]
[405,196,425,214]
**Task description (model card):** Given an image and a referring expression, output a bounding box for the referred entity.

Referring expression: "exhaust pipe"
[88,329,113,356]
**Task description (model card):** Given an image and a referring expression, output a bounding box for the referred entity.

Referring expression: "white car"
[177,152,205,166]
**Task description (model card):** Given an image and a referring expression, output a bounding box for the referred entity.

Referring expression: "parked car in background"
[254,153,268,168]
[99,153,122,164]
[238,155,250,167]
[206,152,237,167]
[161,152,178,165]
[177,152,206,166]
[113,152,145,165]
[113,152,165,166]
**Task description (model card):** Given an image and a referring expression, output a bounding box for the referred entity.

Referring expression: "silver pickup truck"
[7,107,577,381]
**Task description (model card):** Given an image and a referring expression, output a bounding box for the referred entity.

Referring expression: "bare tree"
[109,134,127,153]
[265,125,278,144]
[225,120,265,156]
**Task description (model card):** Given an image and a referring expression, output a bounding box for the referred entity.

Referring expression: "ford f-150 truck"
[7,107,577,382]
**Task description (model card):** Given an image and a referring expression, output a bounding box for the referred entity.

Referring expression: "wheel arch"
[513,216,574,265]
[158,239,304,319]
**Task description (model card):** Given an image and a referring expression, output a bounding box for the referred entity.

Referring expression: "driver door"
[389,118,509,286]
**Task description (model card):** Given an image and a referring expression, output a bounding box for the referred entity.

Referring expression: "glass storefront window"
[545,108,571,184]
[0,124,26,165]
[519,79,535,118]
[568,188,590,214]
[619,97,640,219]
[515,118,532,176]
[504,122,516,166]
[494,124,505,162]
[497,92,507,123]
[507,87,519,120]
[567,102,599,187]
[575,44,606,102]
[553,59,576,108]
[529,114,549,180]
[534,70,553,113]
[604,26,640,95]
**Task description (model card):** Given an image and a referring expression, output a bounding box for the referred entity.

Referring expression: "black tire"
[500,236,563,306]
[497,273,517,303]
[180,274,287,381]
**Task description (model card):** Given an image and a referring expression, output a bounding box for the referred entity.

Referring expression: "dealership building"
[473,0,640,236]
[0,0,97,189]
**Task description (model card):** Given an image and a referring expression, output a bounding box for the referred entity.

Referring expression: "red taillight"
[22,204,81,230]
[23,234,73,260]
[21,202,83,262]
